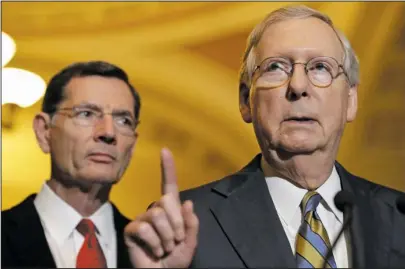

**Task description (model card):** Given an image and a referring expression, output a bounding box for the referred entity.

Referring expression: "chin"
[78,176,118,185]
[276,128,323,151]
[78,168,120,184]
[279,143,318,154]
[277,137,321,154]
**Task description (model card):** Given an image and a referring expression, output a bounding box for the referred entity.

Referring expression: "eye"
[116,116,134,127]
[265,61,286,72]
[76,109,95,118]
[310,62,332,72]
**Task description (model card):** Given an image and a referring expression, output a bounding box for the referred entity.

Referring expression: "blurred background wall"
[2,1,405,218]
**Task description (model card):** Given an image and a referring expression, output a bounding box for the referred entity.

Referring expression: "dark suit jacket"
[1,194,132,268]
[180,154,405,268]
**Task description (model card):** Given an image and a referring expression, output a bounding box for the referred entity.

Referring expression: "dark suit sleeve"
[373,187,405,267]
[2,212,17,267]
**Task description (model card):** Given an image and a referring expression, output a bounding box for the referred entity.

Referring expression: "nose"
[287,64,310,101]
[94,115,117,145]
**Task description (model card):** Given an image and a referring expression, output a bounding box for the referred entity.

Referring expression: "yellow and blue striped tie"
[295,191,337,268]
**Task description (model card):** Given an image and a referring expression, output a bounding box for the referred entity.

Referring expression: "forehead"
[63,75,135,114]
[256,17,344,63]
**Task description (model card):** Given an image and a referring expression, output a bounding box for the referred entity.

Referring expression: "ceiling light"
[2,32,17,67]
[2,67,46,108]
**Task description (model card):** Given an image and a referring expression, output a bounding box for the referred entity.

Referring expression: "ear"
[346,85,358,122]
[33,112,52,154]
[239,83,252,123]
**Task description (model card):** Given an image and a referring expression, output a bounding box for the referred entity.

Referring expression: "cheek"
[50,134,74,168]
[50,130,87,169]
[252,90,283,130]
[118,141,136,164]
[320,87,348,128]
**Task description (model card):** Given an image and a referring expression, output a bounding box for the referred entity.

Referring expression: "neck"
[47,177,111,217]
[261,148,336,190]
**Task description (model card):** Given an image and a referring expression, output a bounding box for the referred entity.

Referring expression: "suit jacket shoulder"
[335,161,404,210]
[2,194,133,268]
[2,194,56,268]
[178,154,405,268]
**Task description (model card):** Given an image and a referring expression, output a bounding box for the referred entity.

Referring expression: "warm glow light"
[2,32,17,67]
[2,67,46,108]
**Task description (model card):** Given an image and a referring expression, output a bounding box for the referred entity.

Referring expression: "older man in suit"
[124,5,405,268]
[2,61,141,268]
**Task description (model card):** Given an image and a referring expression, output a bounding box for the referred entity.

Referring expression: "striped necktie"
[295,191,337,268]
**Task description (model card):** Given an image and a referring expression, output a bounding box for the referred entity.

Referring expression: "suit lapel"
[7,196,133,268]
[112,204,132,268]
[337,163,391,268]
[8,195,56,267]
[210,156,295,268]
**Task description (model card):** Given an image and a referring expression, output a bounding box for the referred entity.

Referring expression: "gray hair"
[239,5,360,90]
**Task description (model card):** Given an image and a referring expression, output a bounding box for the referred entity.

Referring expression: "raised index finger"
[160,147,179,196]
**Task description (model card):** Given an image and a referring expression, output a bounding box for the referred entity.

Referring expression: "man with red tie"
[2,61,141,268]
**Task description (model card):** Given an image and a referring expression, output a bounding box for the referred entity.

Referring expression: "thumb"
[182,200,199,249]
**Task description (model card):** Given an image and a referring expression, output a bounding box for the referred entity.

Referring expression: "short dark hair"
[42,61,141,120]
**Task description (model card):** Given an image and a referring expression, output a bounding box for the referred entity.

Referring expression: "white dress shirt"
[265,165,351,268]
[34,182,117,268]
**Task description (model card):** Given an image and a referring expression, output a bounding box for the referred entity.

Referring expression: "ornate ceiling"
[2,2,404,215]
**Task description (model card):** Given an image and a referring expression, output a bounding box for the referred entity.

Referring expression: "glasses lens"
[71,109,98,126]
[113,116,137,136]
[307,57,338,87]
[256,58,290,87]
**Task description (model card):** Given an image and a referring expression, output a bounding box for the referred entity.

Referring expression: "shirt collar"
[265,165,343,225]
[34,182,115,246]
[89,201,115,249]
[317,165,343,223]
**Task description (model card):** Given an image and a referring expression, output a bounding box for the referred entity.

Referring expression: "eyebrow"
[112,110,134,119]
[74,102,101,110]
[75,102,135,119]
[265,49,342,61]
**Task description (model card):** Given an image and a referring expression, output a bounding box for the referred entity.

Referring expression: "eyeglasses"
[252,56,347,88]
[54,106,139,137]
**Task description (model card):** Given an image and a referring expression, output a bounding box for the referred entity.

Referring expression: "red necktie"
[76,219,107,268]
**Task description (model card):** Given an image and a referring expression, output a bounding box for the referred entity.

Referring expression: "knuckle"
[149,239,161,249]
[149,207,164,219]
[160,193,173,205]
[160,229,175,241]
[124,219,135,229]
[137,222,151,235]
[172,218,184,229]
[135,209,153,221]
[124,221,138,235]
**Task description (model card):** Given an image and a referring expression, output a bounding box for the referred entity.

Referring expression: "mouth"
[284,116,317,123]
[88,152,116,163]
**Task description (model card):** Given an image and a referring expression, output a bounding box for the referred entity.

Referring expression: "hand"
[124,148,199,268]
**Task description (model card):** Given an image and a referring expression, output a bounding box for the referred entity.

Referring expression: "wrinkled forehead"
[256,17,345,64]
[63,76,135,115]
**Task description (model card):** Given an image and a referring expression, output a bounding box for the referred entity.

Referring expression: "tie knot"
[301,191,322,217]
[76,219,97,236]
